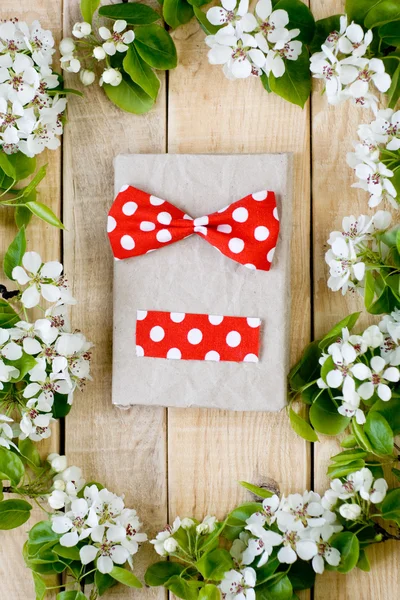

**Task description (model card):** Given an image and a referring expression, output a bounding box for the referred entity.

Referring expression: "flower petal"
[80,544,98,565]
[97,554,114,573]
[22,251,42,274]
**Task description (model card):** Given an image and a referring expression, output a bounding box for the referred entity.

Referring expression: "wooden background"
[1,0,399,598]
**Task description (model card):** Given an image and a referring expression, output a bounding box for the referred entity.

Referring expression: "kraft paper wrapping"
[112,153,293,411]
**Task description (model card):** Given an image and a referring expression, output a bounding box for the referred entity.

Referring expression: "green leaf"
[163,0,194,29]
[318,312,360,350]
[357,549,371,572]
[123,45,160,100]
[351,420,374,453]
[239,481,273,499]
[330,449,368,463]
[56,592,87,600]
[0,447,25,485]
[392,467,400,481]
[269,47,311,108]
[0,153,16,180]
[6,153,36,181]
[196,548,233,581]
[110,566,142,588]
[0,499,32,529]
[364,0,400,28]
[80,0,100,23]
[103,74,155,114]
[274,0,315,44]
[289,341,321,391]
[194,6,221,35]
[15,205,33,229]
[3,226,26,280]
[256,575,293,600]
[0,299,19,328]
[287,560,315,591]
[379,21,400,47]
[309,391,350,435]
[345,0,385,24]
[224,502,262,539]
[254,556,280,585]
[199,584,220,600]
[366,284,399,315]
[364,411,394,456]
[95,570,117,596]
[28,520,60,548]
[99,3,160,24]
[53,543,81,560]
[370,396,400,435]
[52,392,73,419]
[380,488,400,525]
[134,24,177,70]
[260,72,271,92]
[32,572,47,600]
[25,201,64,229]
[18,164,47,199]
[387,61,400,109]
[341,434,357,448]
[164,575,199,600]
[145,560,187,586]
[18,438,41,469]
[310,15,342,54]
[7,351,37,380]
[289,407,319,442]
[330,532,359,574]
[327,459,366,479]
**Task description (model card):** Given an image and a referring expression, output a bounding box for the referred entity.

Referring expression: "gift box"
[110,153,292,411]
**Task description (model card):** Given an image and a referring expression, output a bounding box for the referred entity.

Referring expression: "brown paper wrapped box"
[111,153,292,411]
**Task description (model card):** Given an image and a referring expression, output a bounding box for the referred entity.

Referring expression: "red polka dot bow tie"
[107,186,280,271]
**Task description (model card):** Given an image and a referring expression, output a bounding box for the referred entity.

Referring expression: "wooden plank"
[0,2,62,598]
[311,0,400,597]
[167,6,311,580]
[62,1,167,597]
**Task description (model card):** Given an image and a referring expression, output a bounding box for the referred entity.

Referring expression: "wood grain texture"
[167,5,311,542]
[311,0,400,598]
[0,2,62,598]
[62,1,168,597]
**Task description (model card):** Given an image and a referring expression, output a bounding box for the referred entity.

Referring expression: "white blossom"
[219,568,256,600]
[352,355,400,401]
[72,22,91,39]
[207,0,257,34]
[100,67,122,87]
[0,414,18,450]
[99,20,134,56]
[150,517,181,556]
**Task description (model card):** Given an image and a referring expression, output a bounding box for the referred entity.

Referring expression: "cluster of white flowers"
[325,211,392,295]
[230,491,342,578]
[0,251,92,441]
[150,514,217,556]
[48,455,147,574]
[0,19,68,156]
[317,320,400,423]
[347,109,400,209]
[205,0,302,80]
[323,467,388,520]
[59,19,134,88]
[310,16,391,110]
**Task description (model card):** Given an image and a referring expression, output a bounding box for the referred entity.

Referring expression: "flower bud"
[339,503,362,521]
[181,518,195,530]
[93,46,106,61]
[72,22,92,39]
[53,479,66,491]
[100,68,122,87]
[163,538,178,553]
[48,490,67,510]
[50,454,68,472]
[80,69,95,86]
[196,523,209,535]
[59,37,75,55]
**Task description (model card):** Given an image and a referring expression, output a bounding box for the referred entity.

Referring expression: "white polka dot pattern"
[107,185,279,271]
[135,310,262,363]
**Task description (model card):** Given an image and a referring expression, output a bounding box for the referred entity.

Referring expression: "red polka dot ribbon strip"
[107,186,279,271]
[135,310,261,363]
